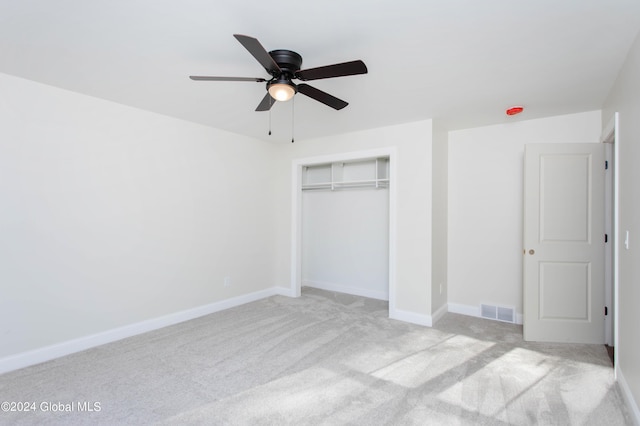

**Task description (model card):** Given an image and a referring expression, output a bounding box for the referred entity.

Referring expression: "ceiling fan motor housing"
[269,49,303,76]
[266,49,302,97]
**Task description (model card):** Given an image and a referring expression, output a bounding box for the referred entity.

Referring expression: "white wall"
[302,187,389,300]
[0,73,277,359]
[602,30,640,421]
[447,111,602,320]
[274,120,433,323]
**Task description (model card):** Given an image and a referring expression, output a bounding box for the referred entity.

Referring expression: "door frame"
[601,112,619,370]
[289,147,397,314]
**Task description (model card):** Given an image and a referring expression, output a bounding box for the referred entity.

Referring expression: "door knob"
[529,249,535,255]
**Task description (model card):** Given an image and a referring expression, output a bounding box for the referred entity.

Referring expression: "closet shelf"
[302,178,389,191]
[302,157,390,191]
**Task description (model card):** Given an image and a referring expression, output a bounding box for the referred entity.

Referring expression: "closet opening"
[290,148,397,315]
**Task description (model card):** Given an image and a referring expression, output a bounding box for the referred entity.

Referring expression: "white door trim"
[290,147,398,314]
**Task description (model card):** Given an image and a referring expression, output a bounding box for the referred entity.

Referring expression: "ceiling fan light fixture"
[268,81,296,102]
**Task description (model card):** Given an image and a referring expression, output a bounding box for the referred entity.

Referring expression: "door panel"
[540,155,590,242]
[524,143,605,343]
[539,261,589,320]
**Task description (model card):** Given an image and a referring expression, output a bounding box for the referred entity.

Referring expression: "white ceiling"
[1,1,639,142]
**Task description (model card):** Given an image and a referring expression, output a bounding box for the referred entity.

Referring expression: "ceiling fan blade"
[297,84,348,110]
[189,76,266,82]
[255,93,275,111]
[296,60,367,81]
[233,34,281,75]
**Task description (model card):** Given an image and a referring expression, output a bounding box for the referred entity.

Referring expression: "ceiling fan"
[190,34,368,111]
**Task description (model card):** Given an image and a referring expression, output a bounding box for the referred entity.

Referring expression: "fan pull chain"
[291,96,295,143]
[268,97,272,136]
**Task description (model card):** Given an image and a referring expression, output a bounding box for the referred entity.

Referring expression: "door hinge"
[605,306,608,316]
[605,234,608,243]
[605,160,609,170]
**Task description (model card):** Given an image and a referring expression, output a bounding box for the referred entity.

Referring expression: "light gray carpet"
[0,287,631,425]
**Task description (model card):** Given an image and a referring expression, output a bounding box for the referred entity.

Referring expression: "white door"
[523,143,605,343]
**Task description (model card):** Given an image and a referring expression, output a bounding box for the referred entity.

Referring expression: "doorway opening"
[290,147,398,315]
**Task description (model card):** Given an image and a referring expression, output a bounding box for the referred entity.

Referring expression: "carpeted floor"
[0,287,631,425]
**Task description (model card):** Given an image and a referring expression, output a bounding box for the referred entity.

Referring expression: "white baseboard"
[302,280,388,301]
[272,286,297,298]
[431,303,448,325]
[448,302,480,318]
[516,312,523,324]
[389,308,433,327]
[448,302,523,325]
[617,367,640,425]
[0,286,292,375]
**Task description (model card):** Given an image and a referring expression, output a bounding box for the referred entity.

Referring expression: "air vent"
[480,304,515,323]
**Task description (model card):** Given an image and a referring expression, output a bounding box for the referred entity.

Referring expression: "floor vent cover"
[480,304,515,323]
